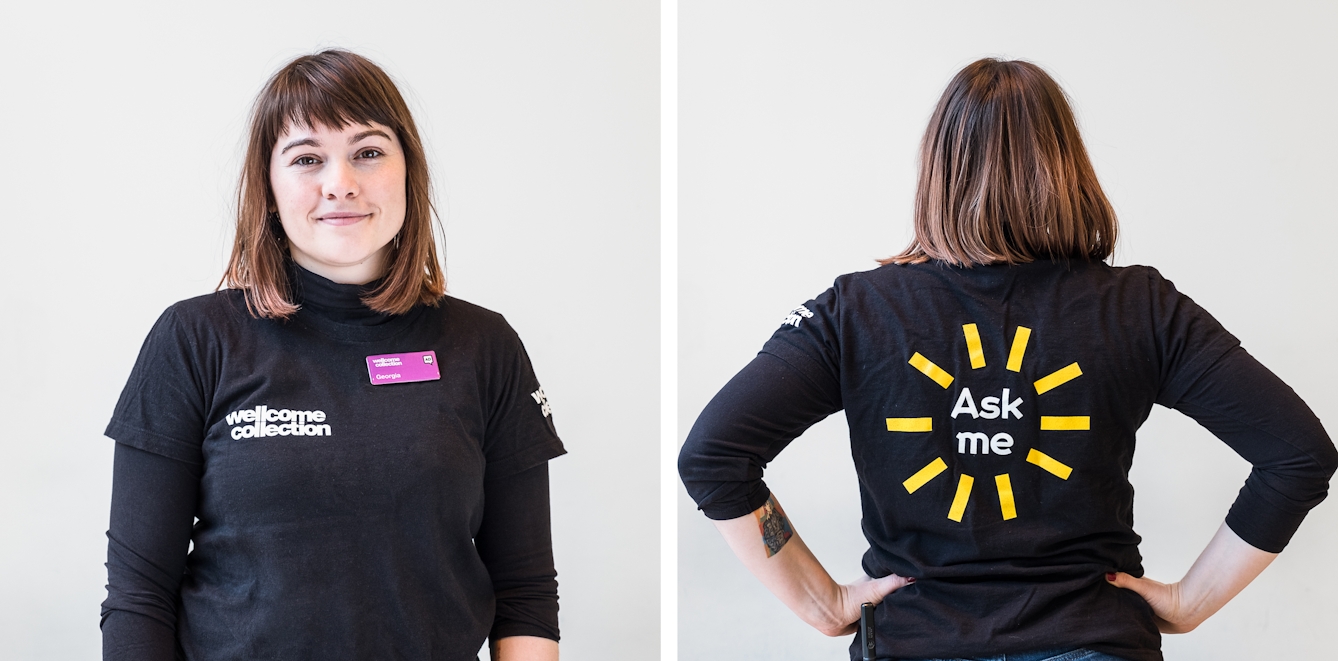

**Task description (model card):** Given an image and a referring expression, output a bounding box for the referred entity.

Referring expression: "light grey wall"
[679,1,1337,659]
[0,2,658,660]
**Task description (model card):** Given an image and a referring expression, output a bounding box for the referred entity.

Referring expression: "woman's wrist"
[1170,579,1217,631]
[711,493,914,637]
[805,578,854,636]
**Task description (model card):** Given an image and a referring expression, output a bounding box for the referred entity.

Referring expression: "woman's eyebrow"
[349,129,392,143]
[280,137,320,154]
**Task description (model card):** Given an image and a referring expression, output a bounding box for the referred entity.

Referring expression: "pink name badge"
[366,351,440,386]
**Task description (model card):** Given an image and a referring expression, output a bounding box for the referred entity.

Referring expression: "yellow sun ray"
[1006,326,1032,372]
[995,473,1017,520]
[948,473,974,522]
[1034,363,1083,395]
[1040,416,1090,431]
[909,352,955,389]
[962,324,986,369]
[1026,448,1072,479]
[903,457,947,493]
[886,417,933,432]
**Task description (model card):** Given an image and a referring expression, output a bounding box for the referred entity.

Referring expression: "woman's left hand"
[1105,572,1200,633]
[1106,522,1278,635]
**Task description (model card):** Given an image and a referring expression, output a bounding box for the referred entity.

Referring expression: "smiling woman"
[222,50,443,318]
[270,122,407,284]
[101,50,563,661]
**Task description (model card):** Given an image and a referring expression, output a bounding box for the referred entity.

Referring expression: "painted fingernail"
[907,577,916,583]
[1105,573,1116,581]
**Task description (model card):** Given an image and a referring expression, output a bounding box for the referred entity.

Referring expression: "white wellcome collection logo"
[531,387,553,418]
[225,405,331,440]
[782,305,814,328]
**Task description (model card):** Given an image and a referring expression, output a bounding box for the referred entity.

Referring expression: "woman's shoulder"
[1055,262,1184,301]
[424,294,526,343]
[138,289,246,333]
[147,289,262,340]
[167,288,251,320]
[431,294,508,326]
[823,260,964,296]
[119,292,251,396]
[422,296,544,374]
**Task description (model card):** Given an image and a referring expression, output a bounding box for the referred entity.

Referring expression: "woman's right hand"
[821,573,915,636]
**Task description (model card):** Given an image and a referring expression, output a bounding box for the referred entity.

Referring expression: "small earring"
[393,233,401,250]
[267,211,287,243]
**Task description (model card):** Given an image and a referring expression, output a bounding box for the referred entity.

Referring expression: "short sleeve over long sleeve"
[482,322,566,479]
[1147,269,1242,408]
[679,288,844,519]
[1146,269,1337,552]
[104,307,211,465]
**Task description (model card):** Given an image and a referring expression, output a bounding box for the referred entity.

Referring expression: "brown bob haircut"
[885,58,1118,267]
[221,49,445,319]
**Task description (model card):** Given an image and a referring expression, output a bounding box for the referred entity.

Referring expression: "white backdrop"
[679,1,1337,659]
[0,2,658,660]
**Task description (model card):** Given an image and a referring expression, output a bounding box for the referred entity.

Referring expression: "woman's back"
[681,259,1331,659]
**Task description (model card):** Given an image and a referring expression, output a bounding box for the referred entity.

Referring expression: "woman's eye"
[293,156,320,166]
[357,148,384,159]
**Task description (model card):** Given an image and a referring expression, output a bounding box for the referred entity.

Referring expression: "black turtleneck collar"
[287,261,396,328]
[284,261,432,344]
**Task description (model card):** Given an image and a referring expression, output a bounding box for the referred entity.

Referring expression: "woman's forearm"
[713,494,845,634]
[713,493,912,636]
[1109,522,1277,633]
[1176,522,1277,628]
[491,635,558,661]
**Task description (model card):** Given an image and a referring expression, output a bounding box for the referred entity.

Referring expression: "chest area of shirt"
[198,343,489,514]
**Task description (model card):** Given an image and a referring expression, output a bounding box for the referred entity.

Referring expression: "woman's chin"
[291,247,389,282]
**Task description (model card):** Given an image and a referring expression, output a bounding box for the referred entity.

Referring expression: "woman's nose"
[322,160,359,200]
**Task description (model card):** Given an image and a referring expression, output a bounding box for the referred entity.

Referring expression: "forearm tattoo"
[755,494,794,558]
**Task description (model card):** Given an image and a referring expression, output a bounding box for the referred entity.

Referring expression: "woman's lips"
[317,212,371,226]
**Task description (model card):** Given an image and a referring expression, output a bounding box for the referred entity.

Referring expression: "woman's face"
[269,121,407,285]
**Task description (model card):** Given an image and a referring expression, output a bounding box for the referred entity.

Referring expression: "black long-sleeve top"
[102,264,565,661]
[679,260,1336,661]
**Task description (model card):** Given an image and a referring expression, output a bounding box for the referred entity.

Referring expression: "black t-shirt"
[102,266,566,661]
[679,260,1336,661]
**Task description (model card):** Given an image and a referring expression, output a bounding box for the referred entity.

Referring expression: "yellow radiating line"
[995,474,1017,520]
[948,473,974,522]
[962,324,986,369]
[1034,362,1083,394]
[903,457,947,494]
[1040,416,1090,431]
[909,352,955,389]
[1006,326,1032,372]
[886,417,932,432]
[1027,448,1073,480]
